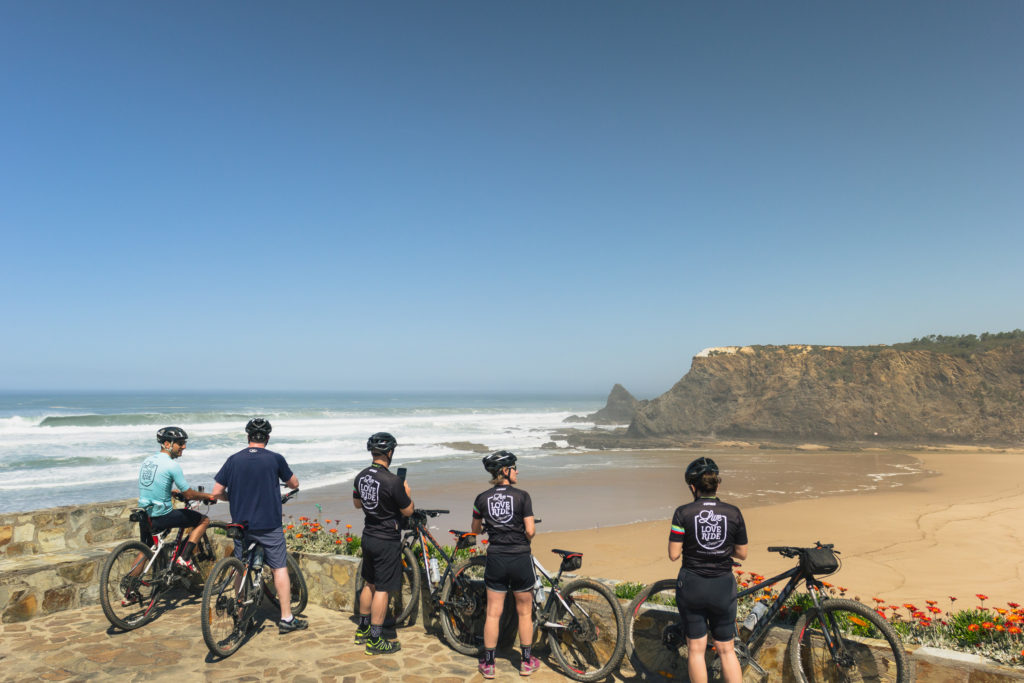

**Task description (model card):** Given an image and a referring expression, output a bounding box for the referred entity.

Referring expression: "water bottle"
[742,601,769,632]
[428,558,440,583]
[253,548,264,572]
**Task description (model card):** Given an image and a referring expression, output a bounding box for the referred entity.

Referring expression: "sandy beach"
[278,445,1024,610]
[533,448,1024,610]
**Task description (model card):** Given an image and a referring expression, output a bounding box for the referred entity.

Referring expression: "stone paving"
[0,591,630,682]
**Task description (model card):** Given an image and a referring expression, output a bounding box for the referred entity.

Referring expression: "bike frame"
[406,519,462,596]
[530,555,580,631]
[738,564,829,649]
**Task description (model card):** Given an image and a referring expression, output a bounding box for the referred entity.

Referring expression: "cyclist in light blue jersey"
[138,426,217,572]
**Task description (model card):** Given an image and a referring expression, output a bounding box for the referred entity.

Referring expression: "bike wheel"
[439,555,488,656]
[789,598,908,682]
[100,541,161,630]
[187,533,218,594]
[201,557,250,658]
[353,547,419,626]
[263,553,309,614]
[546,578,627,682]
[624,579,685,681]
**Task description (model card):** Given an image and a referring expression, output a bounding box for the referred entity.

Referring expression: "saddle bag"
[559,553,583,572]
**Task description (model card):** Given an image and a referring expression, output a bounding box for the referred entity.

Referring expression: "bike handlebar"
[417,509,449,517]
[767,541,837,558]
[281,489,299,504]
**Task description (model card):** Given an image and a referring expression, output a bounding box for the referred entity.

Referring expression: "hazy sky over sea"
[2,2,1022,396]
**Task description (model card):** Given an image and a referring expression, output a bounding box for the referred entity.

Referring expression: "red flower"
[967,624,980,632]
[335,539,342,544]
[926,600,937,606]
[949,596,958,603]
[982,622,994,630]
[928,606,941,614]
[976,594,989,601]
[1008,626,1021,635]
[1008,602,1020,609]
[329,528,338,534]
[872,597,885,604]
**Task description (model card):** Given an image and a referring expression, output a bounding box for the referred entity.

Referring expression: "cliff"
[624,343,1024,444]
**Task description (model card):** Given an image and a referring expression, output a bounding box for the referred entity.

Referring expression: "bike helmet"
[245,418,272,442]
[156,426,188,444]
[367,432,397,455]
[483,450,517,476]
[685,456,719,485]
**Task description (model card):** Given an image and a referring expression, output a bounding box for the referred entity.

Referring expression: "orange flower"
[296,533,303,538]
[1008,626,1022,635]
[325,519,331,523]
[903,603,917,610]
[928,606,941,614]
[287,524,294,530]
[299,516,308,521]
[481,539,488,545]
[335,539,342,544]
[346,524,352,529]
[329,528,338,534]
[872,597,885,604]
[926,600,937,606]
[977,594,989,601]
[876,609,886,618]
[982,621,994,630]
[346,536,352,542]
[967,624,979,632]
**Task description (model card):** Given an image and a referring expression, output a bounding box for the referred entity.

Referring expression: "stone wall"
[0,499,136,559]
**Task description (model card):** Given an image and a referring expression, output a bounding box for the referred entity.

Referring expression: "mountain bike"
[201,489,308,658]
[354,508,481,630]
[447,548,627,682]
[626,542,908,682]
[99,490,221,631]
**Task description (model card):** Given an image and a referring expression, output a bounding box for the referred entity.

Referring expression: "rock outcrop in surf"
[564,384,647,425]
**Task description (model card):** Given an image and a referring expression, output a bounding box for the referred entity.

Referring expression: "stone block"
[2,590,37,623]
[42,586,77,613]
[4,541,37,558]
[0,525,12,548]
[37,529,67,553]
[57,560,96,585]
[90,516,114,531]
[33,511,69,529]
[13,524,33,543]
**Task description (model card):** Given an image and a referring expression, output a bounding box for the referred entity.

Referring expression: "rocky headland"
[558,333,1024,448]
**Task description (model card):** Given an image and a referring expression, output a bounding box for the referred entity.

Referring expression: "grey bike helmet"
[483,450,517,476]
[685,457,719,485]
[367,432,398,455]
[245,418,272,442]
[156,426,188,444]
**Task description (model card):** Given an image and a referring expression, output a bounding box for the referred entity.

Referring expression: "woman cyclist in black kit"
[471,451,539,679]
[668,457,748,683]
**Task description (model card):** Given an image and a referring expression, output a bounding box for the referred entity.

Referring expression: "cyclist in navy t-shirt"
[212,418,307,634]
[668,457,748,683]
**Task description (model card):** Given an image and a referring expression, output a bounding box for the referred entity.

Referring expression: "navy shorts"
[233,527,289,570]
[150,508,205,532]
[360,535,404,592]
[675,567,738,642]
[484,552,535,593]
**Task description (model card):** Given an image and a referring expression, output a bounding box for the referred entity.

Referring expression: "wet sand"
[220,446,1023,610]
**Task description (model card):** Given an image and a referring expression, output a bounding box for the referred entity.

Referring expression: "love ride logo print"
[487,492,514,524]
[694,509,727,550]
[358,475,381,510]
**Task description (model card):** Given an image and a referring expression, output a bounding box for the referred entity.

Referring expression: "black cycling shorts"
[360,535,404,592]
[150,508,205,533]
[675,567,738,642]
[484,552,535,593]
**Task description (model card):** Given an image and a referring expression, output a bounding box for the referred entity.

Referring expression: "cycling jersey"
[472,485,533,556]
[138,452,189,518]
[669,497,747,577]
[353,463,411,541]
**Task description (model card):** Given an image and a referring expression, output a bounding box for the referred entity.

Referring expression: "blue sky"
[2,2,1022,396]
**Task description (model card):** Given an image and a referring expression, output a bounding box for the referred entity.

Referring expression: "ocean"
[0,391,606,515]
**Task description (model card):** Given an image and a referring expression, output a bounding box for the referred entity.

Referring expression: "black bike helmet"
[685,456,719,485]
[483,450,517,476]
[156,426,188,444]
[245,418,272,442]
[367,432,398,455]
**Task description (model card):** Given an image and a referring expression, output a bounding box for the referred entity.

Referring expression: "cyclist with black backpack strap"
[669,457,748,683]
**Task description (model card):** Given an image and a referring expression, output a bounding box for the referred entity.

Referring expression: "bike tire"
[789,598,908,683]
[353,546,419,626]
[439,554,489,656]
[546,578,627,682]
[201,557,250,658]
[625,579,685,681]
[263,553,309,614]
[100,540,160,631]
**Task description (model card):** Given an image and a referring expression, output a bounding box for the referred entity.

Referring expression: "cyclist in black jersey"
[471,451,539,678]
[352,432,414,656]
[668,457,748,683]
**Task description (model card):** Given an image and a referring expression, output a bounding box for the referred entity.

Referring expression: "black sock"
[370,624,382,639]
[181,541,195,561]
[359,615,370,628]
[484,648,496,664]
[522,645,532,661]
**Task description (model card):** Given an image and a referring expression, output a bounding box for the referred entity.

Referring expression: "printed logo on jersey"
[358,474,380,510]
[139,461,157,487]
[487,492,514,524]
[693,509,727,550]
